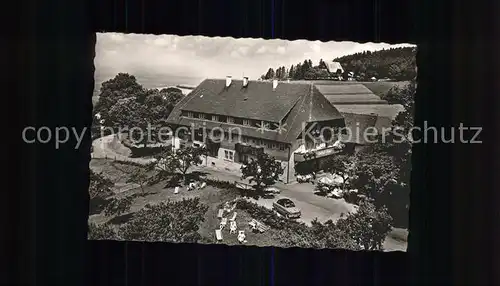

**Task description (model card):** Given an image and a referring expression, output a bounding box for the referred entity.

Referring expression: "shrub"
[341,190,363,205]
[103,195,135,217]
[117,198,209,243]
[129,146,164,158]
[88,222,118,240]
[112,160,146,168]
[205,178,236,190]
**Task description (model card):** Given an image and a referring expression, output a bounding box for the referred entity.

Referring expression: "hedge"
[235,199,307,231]
[204,178,236,190]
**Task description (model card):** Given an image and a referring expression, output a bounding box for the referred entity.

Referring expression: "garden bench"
[217,209,224,219]
[215,229,223,241]
[249,219,270,233]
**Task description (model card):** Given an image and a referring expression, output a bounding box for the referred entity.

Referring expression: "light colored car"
[264,186,281,194]
[273,198,301,219]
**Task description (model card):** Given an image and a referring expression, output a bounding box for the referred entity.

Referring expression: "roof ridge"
[307,84,314,122]
[283,90,309,142]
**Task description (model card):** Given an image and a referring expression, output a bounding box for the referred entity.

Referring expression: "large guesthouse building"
[166,76,349,183]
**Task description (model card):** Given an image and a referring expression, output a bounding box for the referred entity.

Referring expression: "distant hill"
[259,46,416,82]
[334,47,416,81]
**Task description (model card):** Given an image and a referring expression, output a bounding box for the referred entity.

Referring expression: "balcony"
[294,144,344,162]
[235,143,264,156]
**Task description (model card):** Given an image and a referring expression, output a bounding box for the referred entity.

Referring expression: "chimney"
[272,79,278,90]
[243,77,249,87]
[225,76,232,87]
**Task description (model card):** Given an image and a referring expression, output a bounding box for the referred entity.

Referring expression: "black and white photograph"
[88,32,416,252]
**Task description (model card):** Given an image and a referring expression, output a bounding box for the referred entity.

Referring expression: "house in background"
[166,77,347,183]
[324,61,344,80]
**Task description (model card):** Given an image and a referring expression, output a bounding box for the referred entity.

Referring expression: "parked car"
[273,198,301,219]
[264,186,281,194]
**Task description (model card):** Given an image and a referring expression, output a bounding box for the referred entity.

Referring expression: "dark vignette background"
[11,0,499,285]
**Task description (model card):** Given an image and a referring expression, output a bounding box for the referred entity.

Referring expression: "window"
[266,142,272,148]
[198,113,206,119]
[243,119,251,126]
[187,112,194,118]
[242,136,248,143]
[224,150,234,161]
[212,115,219,122]
[279,144,286,151]
[227,116,234,124]
[272,143,277,149]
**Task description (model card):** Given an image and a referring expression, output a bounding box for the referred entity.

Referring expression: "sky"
[95,32,414,86]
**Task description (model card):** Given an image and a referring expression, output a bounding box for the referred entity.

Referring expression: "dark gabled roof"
[281,85,344,142]
[166,79,344,144]
[316,84,388,105]
[174,79,309,122]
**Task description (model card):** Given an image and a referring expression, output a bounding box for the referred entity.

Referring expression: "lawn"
[363,81,409,97]
[89,158,286,246]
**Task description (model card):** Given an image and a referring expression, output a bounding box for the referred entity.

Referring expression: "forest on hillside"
[260,46,416,82]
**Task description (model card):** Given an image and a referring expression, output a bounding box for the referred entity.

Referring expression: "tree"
[289,65,295,79]
[294,63,303,79]
[106,86,182,147]
[318,59,327,69]
[103,195,134,216]
[309,219,362,250]
[126,167,151,195]
[89,170,114,200]
[324,155,355,190]
[94,73,144,126]
[275,67,282,79]
[89,170,134,216]
[117,198,209,243]
[240,152,284,191]
[350,150,400,202]
[265,68,275,79]
[335,199,393,250]
[153,145,207,185]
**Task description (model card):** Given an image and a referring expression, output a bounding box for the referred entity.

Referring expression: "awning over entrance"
[294,145,343,162]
